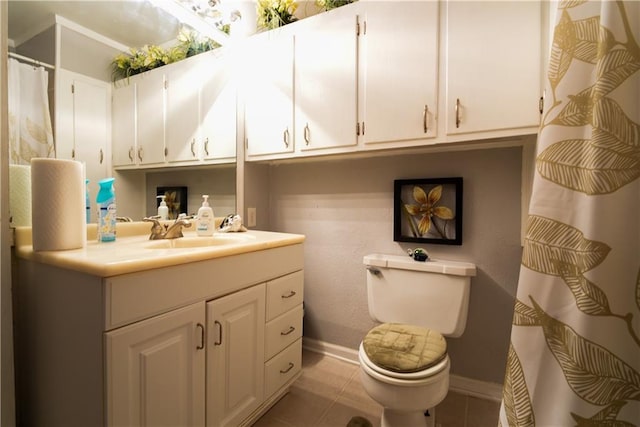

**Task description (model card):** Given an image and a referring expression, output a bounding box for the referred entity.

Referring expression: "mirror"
[7,0,237,223]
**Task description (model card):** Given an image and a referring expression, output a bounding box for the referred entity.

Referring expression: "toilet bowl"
[360,254,476,427]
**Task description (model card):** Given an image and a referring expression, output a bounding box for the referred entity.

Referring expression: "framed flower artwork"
[394,178,463,245]
[157,186,188,220]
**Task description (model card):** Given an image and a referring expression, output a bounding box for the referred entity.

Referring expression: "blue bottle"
[96,177,116,242]
[85,179,91,224]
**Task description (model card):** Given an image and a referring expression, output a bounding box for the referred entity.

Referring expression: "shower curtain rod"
[7,52,55,70]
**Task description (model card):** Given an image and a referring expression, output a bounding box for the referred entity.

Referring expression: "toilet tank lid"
[363,254,476,277]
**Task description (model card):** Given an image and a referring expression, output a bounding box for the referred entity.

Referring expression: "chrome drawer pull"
[280,326,295,336]
[280,362,294,374]
[281,290,296,299]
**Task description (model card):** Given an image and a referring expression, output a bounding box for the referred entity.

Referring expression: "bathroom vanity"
[13,225,305,427]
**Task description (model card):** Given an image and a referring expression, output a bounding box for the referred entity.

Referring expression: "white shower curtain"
[499,1,639,425]
[7,58,55,164]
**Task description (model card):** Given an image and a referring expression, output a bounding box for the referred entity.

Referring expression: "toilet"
[359,254,476,427]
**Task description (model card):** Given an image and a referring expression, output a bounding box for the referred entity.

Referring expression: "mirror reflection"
[7,0,238,225]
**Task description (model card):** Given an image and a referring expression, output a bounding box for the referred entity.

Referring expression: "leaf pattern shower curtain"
[499,1,639,426]
[7,58,55,164]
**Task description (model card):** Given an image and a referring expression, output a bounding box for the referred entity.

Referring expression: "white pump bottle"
[157,195,169,220]
[196,195,215,236]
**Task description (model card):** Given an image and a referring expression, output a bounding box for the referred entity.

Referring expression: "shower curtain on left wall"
[7,58,54,164]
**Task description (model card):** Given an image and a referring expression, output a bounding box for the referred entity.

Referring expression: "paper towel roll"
[31,158,86,251]
[9,165,32,226]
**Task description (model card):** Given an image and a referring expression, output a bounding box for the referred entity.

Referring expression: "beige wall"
[264,145,525,384]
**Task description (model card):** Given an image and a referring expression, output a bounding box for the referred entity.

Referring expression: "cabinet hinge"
[356,21,360,36]
[164,80,168,90]
[164,147,168,156]
[362,122,365,135]
[363,20,366,35]
[71,84,75,94]
[539,94,544,114]
[356,122,360,136]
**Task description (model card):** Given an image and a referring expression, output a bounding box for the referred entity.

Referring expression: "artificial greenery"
[111,29,224,82]
[315,0,356,11]
[256,0,298,31]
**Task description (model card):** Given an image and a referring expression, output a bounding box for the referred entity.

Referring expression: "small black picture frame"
[394,177,463,245]
[157,186,188,220]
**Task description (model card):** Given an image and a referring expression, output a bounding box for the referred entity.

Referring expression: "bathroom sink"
[144,233,256,249]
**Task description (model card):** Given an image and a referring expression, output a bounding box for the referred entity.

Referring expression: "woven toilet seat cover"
[362,323,447,373]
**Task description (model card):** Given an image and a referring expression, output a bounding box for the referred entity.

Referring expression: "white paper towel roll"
[9,165,32,226]
[31,158,86,251]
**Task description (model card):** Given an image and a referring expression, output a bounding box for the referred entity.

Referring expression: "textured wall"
[267,146,524,384]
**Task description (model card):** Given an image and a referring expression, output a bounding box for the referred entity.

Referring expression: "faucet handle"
[143,216,165,240]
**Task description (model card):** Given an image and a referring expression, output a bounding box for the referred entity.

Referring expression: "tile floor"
[254,349,501,427]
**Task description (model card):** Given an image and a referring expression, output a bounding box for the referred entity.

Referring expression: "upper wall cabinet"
[56,69,111,189]
[443,1,542,136]
[165,50,237,164]
[112,81,136,167]
[359,1,439,146]
[295,4,359,153]
[134,71,166,166]
[242,0,543,162]
[243,31,295,158]
[200,53,237,163]
[112,50,237,169]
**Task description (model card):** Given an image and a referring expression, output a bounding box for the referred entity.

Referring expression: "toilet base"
[381,407,436,427]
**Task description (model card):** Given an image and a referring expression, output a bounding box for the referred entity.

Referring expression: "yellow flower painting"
[394,178,462,245]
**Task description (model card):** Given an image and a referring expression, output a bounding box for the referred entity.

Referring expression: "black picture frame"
[156,186,188,220]
[394,177,463,245]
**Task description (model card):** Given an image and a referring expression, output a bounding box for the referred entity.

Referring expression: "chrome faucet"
[143,215,193,240]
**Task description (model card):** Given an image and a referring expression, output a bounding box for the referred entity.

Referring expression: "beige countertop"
[14,221,305,277]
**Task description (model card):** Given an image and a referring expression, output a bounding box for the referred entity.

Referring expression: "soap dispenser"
[196,195,214,236]
[157,195,169,220]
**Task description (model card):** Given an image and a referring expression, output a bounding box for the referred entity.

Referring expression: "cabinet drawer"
[266,271,304,321]
[265,338,302,398]
[265,305,303,360]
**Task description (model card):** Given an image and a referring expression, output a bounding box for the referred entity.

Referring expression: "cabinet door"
[112,81,136,167]
[296,5,358,152]
[55,70,110,187]
[165,59,202,163]
[444,1,541,135]
[360,1,439,145]
[136,71,166,165]
[106,302,206,427]
[244,33,294,158]
[201,55,237,163]
[207,284,265,427]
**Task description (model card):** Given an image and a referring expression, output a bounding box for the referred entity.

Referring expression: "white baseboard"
[302,337,503,403]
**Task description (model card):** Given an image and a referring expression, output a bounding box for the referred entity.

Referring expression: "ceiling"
[8,1,184,50]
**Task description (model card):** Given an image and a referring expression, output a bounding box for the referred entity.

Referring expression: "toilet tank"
[363,254,476,337]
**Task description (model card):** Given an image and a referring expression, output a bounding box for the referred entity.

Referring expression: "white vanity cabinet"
[56,69,111,187]
[443,1,542,137]
[207,284,266,427]
[358,1,439,146]
[106,301,206,427]
[15,240,305,427]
